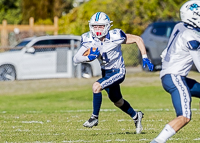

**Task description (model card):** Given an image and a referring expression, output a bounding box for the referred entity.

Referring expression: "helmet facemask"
[89,23,111,38]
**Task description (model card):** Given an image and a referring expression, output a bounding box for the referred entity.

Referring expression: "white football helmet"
[89,12,113,38]
[180,0,200,28]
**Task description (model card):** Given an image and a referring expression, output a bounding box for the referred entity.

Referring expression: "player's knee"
[92,82,102,93]
[178,116,190,124]
[183,116,190,124]
[114,98,124,107]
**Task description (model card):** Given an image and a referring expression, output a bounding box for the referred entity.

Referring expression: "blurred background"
[0,0,189,81]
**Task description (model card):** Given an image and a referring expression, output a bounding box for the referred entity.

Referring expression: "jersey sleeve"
[111,29,126,43]
[73,35,90,64]
[189,46,200,72]
[187,40,200,50]
[183,29,200,72]
[120,29,127,40]
[73,46,89,64]
[102,29,126,52]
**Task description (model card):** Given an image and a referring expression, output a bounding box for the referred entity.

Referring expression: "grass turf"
[0,70,199,142]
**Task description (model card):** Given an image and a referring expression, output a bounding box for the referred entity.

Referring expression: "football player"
[73,12,153,134]
[150,0,200,142]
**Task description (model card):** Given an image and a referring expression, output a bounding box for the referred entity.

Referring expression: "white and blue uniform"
[160,22,200,119]
[74,28,126,91]
[74,28,136,117]
[80,12,142,129]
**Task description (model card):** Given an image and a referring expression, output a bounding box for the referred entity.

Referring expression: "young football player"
[150,0,200,142]
[73,12,153,134]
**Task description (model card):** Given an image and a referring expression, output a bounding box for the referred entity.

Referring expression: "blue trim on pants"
[97,68,125,103]
[161,74,192,118]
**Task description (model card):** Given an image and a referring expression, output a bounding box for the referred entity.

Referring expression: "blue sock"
[119,100,136,118]
[191,83,200,98]
[93,92,102,116]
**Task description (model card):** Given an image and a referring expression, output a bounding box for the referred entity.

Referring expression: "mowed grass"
[0,70,200,142]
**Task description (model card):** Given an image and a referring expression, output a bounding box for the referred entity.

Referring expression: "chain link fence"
[121,44,140,67]
[1,30,141,66]
[0,31,141,81]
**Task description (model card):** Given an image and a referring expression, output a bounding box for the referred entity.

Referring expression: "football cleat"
[134,111,144,134]
[83,116,98,128]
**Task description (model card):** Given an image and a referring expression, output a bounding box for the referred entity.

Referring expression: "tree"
[0,0,22,24]
[59,0,188,35]
[21,0,73,24]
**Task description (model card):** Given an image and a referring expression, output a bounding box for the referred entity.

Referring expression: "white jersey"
[73,28,126,70]
[160,22,200,78]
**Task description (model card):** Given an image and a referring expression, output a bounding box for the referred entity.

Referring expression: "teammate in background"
[150,1,200,142]
[73,12,153,134]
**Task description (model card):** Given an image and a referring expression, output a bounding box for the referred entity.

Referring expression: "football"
[83,48,97,56]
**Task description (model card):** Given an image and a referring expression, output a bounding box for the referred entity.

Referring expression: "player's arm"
[73,46,100,64]
[73,46,90,64]
[123,34,147,56]
[73,34,100,64]
[123,34,154,71]
[190,50,200,72]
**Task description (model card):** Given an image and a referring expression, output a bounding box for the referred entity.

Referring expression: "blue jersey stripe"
[187,40,200,50]
[95,12,101,21]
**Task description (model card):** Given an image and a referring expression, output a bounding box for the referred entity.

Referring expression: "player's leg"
[186,77,200,98]
[101,68,143,134]
[108,84,144,134]
[83,68,126,128]
[99,68,132,116]
[151,74,191,143]
[108,84,136,117]
[83,81,102,128]
[83,68,119,128]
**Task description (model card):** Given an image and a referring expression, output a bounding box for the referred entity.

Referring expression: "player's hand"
[88,47,100,61]
[143,58,154,71]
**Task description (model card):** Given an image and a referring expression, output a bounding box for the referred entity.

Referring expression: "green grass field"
[0,69,200,143]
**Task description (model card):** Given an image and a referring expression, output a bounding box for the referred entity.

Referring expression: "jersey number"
[102,52,110,63]
[165,29,180,62]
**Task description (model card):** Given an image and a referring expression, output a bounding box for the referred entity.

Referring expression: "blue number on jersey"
[187,40,200,50]
[102,52,110,63]
[113,29,117,34]
[166,29,180,52]
[165,29,180,62]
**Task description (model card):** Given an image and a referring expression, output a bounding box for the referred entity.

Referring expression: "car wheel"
[141,52,155,72]
[0,65,16,81]
[81,64,93,78]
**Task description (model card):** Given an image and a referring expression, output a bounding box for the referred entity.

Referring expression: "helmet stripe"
[95,12,101,21]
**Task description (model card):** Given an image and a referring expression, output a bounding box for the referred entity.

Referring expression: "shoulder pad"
[110,28,122,34]
[82,32,91,39]
[182,29,200,50]
[81,32,93,41]
[109,29,126,40]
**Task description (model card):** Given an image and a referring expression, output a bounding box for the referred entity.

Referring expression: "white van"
[0,35,101,81]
